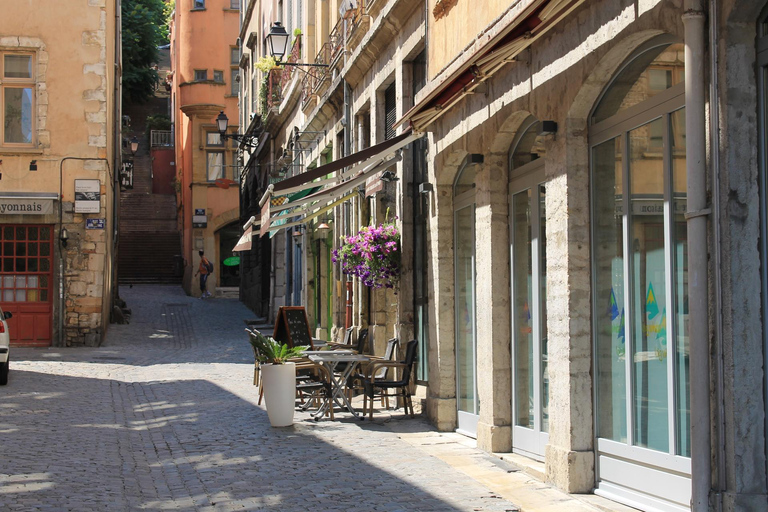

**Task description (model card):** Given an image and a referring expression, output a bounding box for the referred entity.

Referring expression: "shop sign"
[0,197,54,215]
[86,218,105,229]
[193,208,207,228]
[75,179,101,213]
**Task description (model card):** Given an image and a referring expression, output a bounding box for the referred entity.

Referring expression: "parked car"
[0,306,11,385]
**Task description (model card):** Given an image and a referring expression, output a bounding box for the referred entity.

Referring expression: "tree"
[122,0,168,104]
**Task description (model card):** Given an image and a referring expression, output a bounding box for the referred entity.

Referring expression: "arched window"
[454,154,480,436]
[508,116,549,459]
[590,35,689,509]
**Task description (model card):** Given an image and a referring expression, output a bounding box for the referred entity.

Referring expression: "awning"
[233,226,254,252]
[260,129,419,203]
[395,0,584,132]
[258,130,419,236]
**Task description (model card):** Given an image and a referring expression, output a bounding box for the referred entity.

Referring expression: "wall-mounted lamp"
[29,160,37,171]
[59,227,69,247]
[130,136,139,156]
[380,170,399,183]
[316,221,331,239]
[267,22,329,69]
[418,182,433,195]
[538,120,558,136]
[216,111,258,148]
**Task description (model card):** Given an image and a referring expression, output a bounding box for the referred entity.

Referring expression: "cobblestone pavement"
[1,285,521,512]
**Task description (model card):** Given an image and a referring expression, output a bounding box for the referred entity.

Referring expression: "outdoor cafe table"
[307,352,370,419]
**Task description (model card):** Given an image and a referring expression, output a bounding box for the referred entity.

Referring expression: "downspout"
[683,2,711,510]
[707,0,726,509]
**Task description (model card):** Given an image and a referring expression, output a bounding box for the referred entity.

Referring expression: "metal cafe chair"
[362,339,418,419]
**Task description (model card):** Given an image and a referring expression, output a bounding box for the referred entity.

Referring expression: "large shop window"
[454,156,479,437]
[590,36,690,510]
[1,52,35,146]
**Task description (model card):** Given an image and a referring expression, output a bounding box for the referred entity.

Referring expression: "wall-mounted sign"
[86,218,105,229]
[193,208,207,228]
[120,161,134,190]
[75,179,101,213]
[0,196,54,215]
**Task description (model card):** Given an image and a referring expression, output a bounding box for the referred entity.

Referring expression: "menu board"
[272,306,313,349]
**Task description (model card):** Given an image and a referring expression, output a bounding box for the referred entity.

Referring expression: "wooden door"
[0,225,54,346]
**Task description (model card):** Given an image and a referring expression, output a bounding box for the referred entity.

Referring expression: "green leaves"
[122,0,167,104]
[248,330,306,364]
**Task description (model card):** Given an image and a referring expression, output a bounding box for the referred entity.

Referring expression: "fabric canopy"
[233,226,253,252]
[258,131,419,236]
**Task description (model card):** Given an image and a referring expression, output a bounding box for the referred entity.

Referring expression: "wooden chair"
[362,339,418,419]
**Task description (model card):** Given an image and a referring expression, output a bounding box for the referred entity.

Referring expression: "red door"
[0,225,53,347]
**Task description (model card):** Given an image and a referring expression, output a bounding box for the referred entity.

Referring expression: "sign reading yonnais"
[75,179,101,213]
[0,198,54,215]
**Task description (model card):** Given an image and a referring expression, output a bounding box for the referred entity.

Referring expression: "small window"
[193,0,205,9]
[230,0,240,9]
[1,52,35,146]
[206,132,223,146]
[230,69,239,96]
[230,47,240,66]
[194,69,207,81]
[206,151,225,181]
[213,70,224,83]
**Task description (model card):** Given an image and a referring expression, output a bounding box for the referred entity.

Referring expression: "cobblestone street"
[1,285,524,512]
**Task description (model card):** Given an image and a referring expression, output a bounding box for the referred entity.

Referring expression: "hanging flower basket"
[332,221,400,290]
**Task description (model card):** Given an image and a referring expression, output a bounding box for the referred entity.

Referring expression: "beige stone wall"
[424,0,686,494]
[0,0,118,347]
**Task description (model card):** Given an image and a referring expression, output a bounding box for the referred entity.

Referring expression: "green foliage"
[255,56,279,73]
[248,330,306,364]
[144,114,171,141]
[122,0,167,104]
[259,74,269,119]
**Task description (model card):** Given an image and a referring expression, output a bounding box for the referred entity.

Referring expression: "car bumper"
[0,347,8,363]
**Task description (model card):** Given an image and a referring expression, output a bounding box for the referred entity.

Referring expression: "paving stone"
[4,285,521,511]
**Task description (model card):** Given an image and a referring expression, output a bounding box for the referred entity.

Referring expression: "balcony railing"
[150,130,173,147]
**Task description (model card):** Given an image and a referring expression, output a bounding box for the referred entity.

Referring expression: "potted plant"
[248,330,306,427]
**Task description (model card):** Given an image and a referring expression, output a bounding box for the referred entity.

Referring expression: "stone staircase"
[118,97,181,285]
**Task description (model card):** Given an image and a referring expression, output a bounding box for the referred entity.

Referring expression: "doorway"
[509,156,548,459]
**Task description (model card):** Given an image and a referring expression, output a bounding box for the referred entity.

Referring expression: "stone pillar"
[543,120,594,493]
[474,152,512,453]
[426,147,458,431]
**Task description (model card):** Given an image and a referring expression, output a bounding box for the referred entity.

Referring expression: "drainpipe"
[707,0,726,509]
[683,2,711,510]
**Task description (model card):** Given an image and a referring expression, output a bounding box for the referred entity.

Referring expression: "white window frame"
[1,51,36,148]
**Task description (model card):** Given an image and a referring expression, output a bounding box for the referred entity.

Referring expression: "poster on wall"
[74,179,101,213]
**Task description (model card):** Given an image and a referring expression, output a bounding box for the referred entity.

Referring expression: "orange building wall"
[171,0,241,296]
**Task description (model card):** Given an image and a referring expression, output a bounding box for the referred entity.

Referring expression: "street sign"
[193,208,207,228]
[86,218,105,229]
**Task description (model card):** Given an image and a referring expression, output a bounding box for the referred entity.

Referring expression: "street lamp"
[216,111,258,148]
[130,136,139,156]
[266,22,329,68]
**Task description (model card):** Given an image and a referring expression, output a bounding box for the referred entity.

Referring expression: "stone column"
[425,146,459,431]
[543,120,594,493]
[474,152,512,453]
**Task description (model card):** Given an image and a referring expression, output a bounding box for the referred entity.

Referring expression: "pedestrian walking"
[195,250,213,298]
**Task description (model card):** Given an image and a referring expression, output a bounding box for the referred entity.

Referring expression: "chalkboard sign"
[273,306,313,349]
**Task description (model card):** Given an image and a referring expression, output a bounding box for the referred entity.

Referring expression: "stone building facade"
[0,0,121,347]
[237,0,768,510]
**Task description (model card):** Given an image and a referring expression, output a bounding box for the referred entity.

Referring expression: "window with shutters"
[384,83,396,140]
